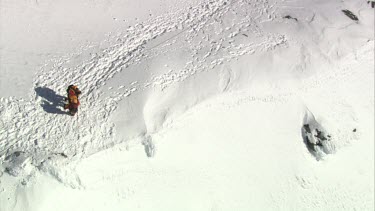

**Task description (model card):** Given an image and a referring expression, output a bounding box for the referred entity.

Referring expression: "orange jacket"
[67,86,80,108]
[68,95,80,108]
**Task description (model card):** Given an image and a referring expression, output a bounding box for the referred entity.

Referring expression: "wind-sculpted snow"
[0,0,373,210]
[0,0,285,170]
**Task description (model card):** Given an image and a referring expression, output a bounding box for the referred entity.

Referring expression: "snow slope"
[0,0,374,210]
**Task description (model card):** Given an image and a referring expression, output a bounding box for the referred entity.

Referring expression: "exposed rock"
[342,10,358,21]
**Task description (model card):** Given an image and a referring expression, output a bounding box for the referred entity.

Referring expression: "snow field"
[0,0,374,210]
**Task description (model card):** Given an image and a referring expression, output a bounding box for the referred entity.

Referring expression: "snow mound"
[3,152,34,177]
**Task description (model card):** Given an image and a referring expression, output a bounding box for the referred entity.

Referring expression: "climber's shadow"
[35,87,67,115]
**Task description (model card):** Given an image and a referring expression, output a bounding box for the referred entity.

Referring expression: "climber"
[64,85,81,116]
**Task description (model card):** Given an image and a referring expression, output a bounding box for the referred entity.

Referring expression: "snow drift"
[0,0,373,210]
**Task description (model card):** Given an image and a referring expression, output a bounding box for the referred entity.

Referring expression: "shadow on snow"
[35,87,67,115]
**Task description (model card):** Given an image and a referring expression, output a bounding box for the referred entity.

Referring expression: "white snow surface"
[0,0,374,210]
